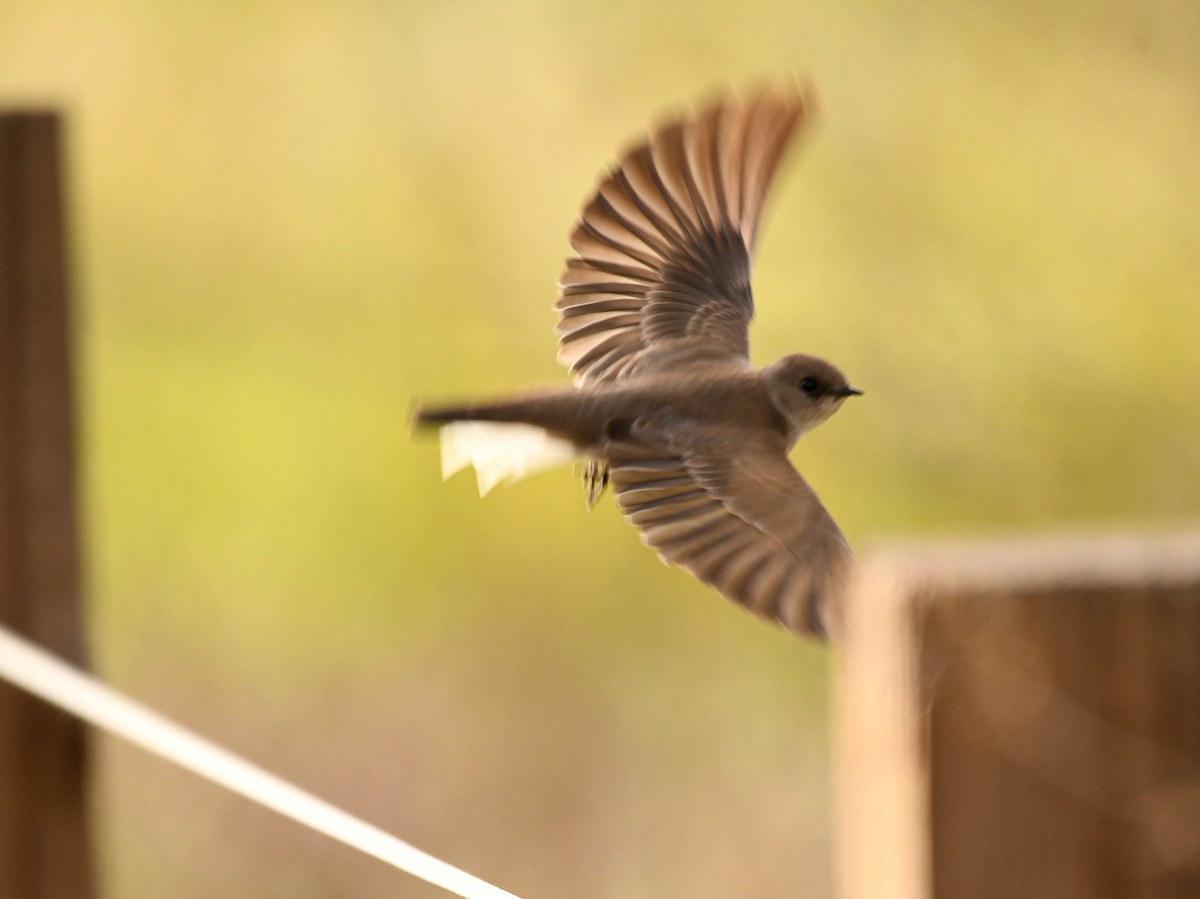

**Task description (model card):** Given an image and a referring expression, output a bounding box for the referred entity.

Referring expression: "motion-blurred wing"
[556,86,813,385]
[609,443,851,637]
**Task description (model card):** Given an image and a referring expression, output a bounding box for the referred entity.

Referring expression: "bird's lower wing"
[609,448,851,637]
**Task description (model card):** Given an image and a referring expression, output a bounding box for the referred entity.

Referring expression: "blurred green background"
[2,0,1198,896]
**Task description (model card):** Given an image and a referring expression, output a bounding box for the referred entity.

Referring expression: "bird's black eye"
[799,377,821,395]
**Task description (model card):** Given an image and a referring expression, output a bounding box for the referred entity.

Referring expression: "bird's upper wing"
[555,86,813,385]
[608,440,851,637]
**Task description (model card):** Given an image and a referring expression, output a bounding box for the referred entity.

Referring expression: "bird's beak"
[835,386,863,398]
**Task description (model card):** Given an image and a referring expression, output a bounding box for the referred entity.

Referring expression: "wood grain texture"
[839,531,1200,899]
[0,111,94,899]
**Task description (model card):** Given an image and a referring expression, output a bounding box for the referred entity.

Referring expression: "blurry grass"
[2,0,1198,896]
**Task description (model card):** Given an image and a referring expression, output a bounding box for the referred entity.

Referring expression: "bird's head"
[761,354,862,449]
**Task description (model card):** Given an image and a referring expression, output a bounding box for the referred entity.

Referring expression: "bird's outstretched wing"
[555,86,813,385]
[608,441,851,637]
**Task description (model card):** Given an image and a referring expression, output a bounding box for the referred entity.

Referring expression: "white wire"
[0,624,523,899]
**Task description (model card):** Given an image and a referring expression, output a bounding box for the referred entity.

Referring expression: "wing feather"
[557,85,815,385]
[610,443,851,637]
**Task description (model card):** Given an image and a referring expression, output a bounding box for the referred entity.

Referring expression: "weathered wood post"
[838,531,1200,899]
[0,111,95,898]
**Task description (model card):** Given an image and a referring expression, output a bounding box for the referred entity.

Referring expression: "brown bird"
[415,84,861,638]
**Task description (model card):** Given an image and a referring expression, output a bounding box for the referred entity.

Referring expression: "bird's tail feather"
[436,420,576,495]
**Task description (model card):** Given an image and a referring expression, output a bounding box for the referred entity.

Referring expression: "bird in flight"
[416,84,861,638]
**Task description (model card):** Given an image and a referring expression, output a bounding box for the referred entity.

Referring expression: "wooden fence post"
[838,531,1200,899]
[0,111,95,899]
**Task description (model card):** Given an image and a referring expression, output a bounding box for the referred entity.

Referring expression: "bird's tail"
[414,403,577,496]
